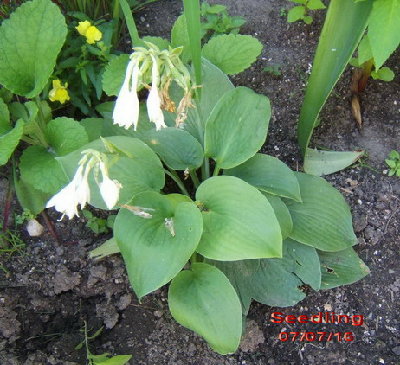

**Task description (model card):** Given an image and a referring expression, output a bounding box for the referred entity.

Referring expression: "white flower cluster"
[113,42,193,131]
[46,150,121,220]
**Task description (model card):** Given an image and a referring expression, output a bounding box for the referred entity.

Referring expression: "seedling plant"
[0,0,370,355]
[385,150,400,177]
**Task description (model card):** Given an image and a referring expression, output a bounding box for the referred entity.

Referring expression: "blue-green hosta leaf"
[58,136,165,210]
[0,0,67,98]
[224,153,301,201]
[286,172,357,251]
[196,176,282,260]
[115,192,203,298]
[0,119,24,166]
[141,128,203,170]
[368,0,400,69]
[19,145,68,194]
[46,118,89,156]
[168,263,242,355]
[318,247,369,289]
[202,34,262,75]
[102,54,130,96]
[211,239,321,313]
[184,58,234,144]
[204,87,271,169]
[263,194,293,240]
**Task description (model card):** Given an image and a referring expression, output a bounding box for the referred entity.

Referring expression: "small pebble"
[26,219,44,237]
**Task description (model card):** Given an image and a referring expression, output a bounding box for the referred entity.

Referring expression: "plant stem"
[213,165,220,177]
[189,170,200,188]
[119,0,141,46]
[165,169,190,197]
[201,157,210,181]
[111,0,120,47]
[34,97,49,148]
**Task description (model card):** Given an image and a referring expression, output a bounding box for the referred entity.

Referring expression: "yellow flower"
[75,21,102,44]
[85,26,102,44]
[75,20,91,36]
[49,80,70,104]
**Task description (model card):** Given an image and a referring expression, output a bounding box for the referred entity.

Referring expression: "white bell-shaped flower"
[74,164,91,209]
[46,178,80,220]
[98,162,121,209]
[113,59,140,130]
[147,56,166,131]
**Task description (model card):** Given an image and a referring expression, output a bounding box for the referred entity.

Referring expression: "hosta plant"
[48,45,369,354]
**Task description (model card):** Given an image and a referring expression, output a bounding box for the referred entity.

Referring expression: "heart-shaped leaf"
[196,176,282,260]
[115,192,203,298]
[168,263,242,354]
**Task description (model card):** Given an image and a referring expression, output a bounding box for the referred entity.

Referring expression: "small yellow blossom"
[85,25,102,44]
[49,80,70,104]
[75,20,91,36]
[75,21,102,44]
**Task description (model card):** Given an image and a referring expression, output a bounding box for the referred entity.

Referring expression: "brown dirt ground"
[1,0,399,364]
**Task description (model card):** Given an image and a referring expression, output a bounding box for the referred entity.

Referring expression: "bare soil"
[1,0,399,364]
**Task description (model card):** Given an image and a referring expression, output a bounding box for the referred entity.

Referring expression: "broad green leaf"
[319,248,369,289]
[264,194,293,240]
[304,148,365,176]
[0,119,24,166]
[80,118,105,142]
[184,58,234,144]
[286,172,357,251]
[141,128,203,170]
[19,145,68,194]
[202,34,262,75]
[287,6,306,22]
[368,0,400,69]
[102,54,130,96]
[14,178,50,215]
[58,136,165,210]
[0,0,67,98]
[168,263,242,354]
[204,87,271,169]
[171,15,191,63]
[0,98,10,134]
[196,176,282,260]
[224,153,301,201]
[212,239,321,313]
[115,192,203,298]
[46,117,88,156]
[371,66,395,81]
[297,0,373,155]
